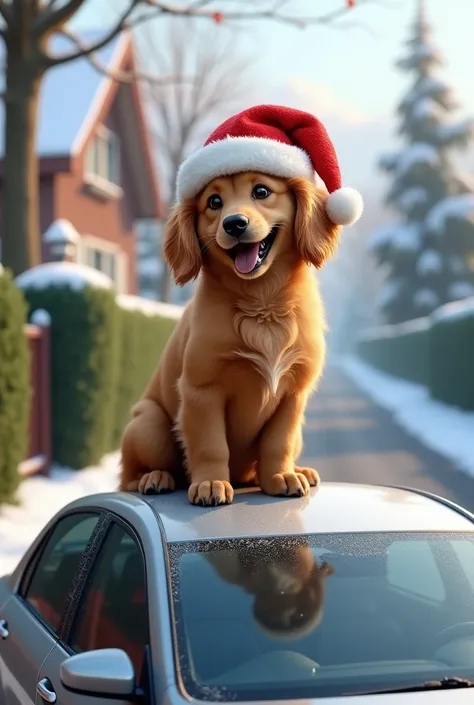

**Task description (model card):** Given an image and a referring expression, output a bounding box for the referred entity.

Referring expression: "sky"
[74,0,474,192]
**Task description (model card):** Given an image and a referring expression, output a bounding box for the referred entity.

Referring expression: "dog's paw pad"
[264,472,311,497]
[188,480,234,506]
[295,467,320,488]
[138,470,175,495]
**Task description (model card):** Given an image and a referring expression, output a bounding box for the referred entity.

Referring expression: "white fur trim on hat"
[326,187,364,226]
[176,136,314,201]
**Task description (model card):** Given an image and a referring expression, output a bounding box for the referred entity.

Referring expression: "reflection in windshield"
[168,532,474,701]
[205,541,334,639]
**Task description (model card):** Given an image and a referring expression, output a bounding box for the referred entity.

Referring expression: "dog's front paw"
[188,480,234,506]
[294,466,321,488]
[262,471,312,498]
[138,470,175,495]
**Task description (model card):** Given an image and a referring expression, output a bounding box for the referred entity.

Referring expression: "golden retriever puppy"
[205,543,334,639]
[119,104,363,505]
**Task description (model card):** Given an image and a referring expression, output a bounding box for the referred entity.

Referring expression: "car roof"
[136,481,474,543]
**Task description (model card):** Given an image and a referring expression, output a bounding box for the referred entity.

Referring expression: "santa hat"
[176,104,363,226]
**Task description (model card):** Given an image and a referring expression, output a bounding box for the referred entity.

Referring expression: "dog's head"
[237,543,334,640]
[163,172,342,285]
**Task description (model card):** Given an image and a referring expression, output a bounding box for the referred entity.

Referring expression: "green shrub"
[21,284,120,469]
[429,304,474,411]
[110,304,178,449]
[357,318,429,385]
[0,269,29,502]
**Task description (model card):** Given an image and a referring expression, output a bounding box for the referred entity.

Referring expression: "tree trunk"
[2,59,42,275]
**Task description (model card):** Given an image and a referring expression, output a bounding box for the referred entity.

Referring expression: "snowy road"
[301,364,474,512]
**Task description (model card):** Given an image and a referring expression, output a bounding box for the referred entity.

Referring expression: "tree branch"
[44,28,192,86]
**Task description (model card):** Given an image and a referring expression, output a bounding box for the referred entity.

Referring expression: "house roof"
[0,30,164,218]
[0,31,125,157]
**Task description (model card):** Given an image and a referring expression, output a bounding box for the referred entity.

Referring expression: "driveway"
[301,364,474,513]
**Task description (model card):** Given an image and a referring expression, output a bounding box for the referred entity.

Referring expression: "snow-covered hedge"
[0,269,29,502]
[17,263,183,469]
[357,297,474,411]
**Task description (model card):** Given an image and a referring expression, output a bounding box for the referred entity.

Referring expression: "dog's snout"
[223,214,249,238]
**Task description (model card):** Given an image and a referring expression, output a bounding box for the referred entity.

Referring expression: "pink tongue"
[235,243,260,274]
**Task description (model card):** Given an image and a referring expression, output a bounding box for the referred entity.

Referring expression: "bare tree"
[140,17,253,301]
[0,0,390,277]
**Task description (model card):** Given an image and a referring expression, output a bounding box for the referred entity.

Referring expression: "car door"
[0,512,102,705]
[36,519,152,705]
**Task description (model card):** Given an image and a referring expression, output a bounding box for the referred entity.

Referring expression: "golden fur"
[119,172,342,505]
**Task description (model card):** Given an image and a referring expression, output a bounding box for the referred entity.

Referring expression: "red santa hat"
[176,104,363,226]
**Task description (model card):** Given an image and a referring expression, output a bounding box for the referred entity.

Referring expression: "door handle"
[36,678,57,704]
[0,618,8,639]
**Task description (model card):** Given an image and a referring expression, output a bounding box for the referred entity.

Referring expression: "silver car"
[1,482,474,705]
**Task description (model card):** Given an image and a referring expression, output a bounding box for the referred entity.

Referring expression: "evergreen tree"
[369,0,474,324]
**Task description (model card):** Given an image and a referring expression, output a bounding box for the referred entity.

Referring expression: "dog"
[205,541,334,639]
[119,171,342,505]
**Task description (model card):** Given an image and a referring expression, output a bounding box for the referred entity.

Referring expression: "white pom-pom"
[326,187,364,226]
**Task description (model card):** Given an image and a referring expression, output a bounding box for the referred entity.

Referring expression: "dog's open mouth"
[228,226,278,274]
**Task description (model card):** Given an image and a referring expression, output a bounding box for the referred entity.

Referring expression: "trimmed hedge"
[22,285,120,469]
[429,303,474,411]
[110,305,177,450]
[0,269,29,502]
[19,280,180,470]
[357,298,474,411]
[357,318,430,386]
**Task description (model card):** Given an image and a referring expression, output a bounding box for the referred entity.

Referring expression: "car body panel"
[140,483,474,543]
[0,594,57,705]
[1,483,474,705]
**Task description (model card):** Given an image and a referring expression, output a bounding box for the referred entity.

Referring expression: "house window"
[85,125,120,187]
[81,235,127,294]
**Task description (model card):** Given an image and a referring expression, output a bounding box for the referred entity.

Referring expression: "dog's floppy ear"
[289,177,342,269]
[163,201,201,286]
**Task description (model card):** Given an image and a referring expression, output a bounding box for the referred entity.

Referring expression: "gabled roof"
[0,31,128,157]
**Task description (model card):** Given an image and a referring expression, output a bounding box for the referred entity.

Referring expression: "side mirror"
[60,648,135,697]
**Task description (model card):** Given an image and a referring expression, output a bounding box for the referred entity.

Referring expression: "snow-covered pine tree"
[369,0,474,324]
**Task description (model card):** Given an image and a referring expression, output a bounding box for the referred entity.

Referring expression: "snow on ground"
[342,356,474,479]
[0,452,120,576]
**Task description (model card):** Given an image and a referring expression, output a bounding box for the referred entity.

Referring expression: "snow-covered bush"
[0,269,29,502]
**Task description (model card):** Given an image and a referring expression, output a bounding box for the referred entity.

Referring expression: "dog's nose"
[223,214,249,238]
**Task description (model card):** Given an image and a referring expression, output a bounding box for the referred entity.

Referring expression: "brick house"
[0,30,164,295]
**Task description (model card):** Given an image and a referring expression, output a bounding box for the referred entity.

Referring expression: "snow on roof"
[417,249,442,276]
[117,294,184,320]
[426,194,474,233]
[398,187,427,211]
[395,142,440,176]
[15,262,113,291]
[43,219,80,244]
[432,296,474,324]
[0,31,127,158]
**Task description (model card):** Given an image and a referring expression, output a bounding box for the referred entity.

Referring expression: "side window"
[70,523,149,681]
[386,540,446,602]
[22,513,100,633]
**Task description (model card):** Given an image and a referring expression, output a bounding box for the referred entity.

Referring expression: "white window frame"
[79,234,128,294]
[84,124,123,199]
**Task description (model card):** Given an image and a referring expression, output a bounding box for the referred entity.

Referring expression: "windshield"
[167,531,474,700]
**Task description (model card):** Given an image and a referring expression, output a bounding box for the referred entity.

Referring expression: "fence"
[18,313,52,477]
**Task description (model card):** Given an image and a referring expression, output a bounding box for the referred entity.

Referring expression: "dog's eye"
[207,194,223,210]
[252,184,271,200]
